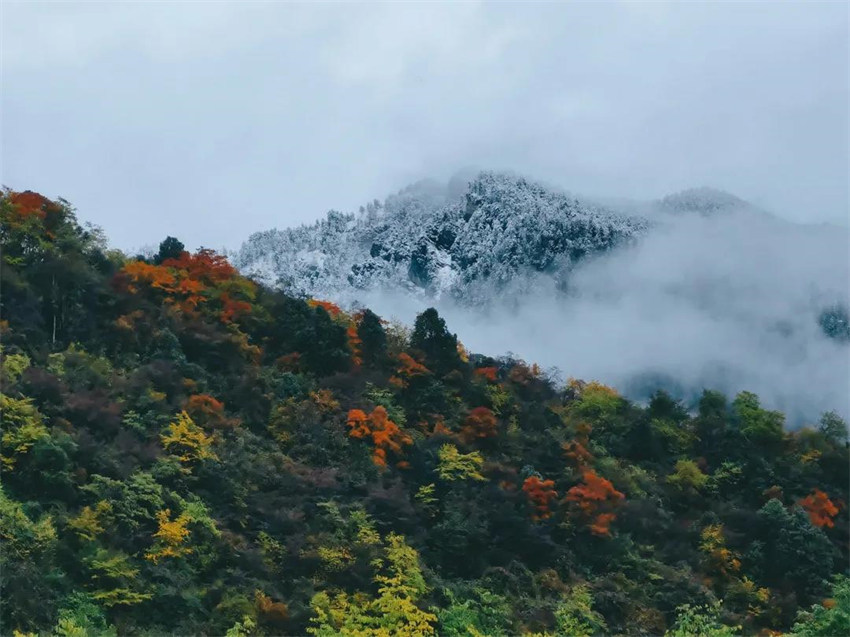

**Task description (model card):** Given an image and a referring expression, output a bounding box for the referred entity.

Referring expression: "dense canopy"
[1,190,847,636]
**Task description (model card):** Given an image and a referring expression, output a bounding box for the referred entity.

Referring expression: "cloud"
[353,208,850,425]
[2,2,846,254]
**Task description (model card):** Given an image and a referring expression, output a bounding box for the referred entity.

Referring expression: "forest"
[1,189,848,636]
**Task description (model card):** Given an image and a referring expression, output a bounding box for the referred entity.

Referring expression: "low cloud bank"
[351,208,850,425]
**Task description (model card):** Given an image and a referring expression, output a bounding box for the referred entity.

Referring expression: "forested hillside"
[1,190,848,637]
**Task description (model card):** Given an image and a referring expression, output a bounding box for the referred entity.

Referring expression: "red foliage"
[8,191,56,219]
[564,470,625,537]
[346,406,412,469]
[461,407,498,443]
[800,489,839,528]
[474,367,499,382]
[522,476,559,521]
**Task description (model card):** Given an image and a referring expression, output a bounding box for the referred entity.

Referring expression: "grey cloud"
[2,1,847,253]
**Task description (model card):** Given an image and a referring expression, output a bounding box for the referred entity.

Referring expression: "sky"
[2,1,848,252]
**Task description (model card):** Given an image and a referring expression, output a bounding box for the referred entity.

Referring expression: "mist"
[348,206,850,425]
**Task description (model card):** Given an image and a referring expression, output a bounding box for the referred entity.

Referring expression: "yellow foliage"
[437,444,486,482]
[145,509,192,563]
[699,524,741,576]
[160,411,218,468]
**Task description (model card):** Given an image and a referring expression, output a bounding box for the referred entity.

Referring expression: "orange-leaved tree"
[522,476,558,521]
[346,406,412,469]
[564,470,625,537]
[460,407,498,444]
[800,489,839,528]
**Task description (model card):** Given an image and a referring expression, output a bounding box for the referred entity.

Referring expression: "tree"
[346,407,412,468]
[145,508,192,563]
[357,309,387,367]
[437,444,486,482]
[791,575,850,637]
[308,533,437,636]
[752,499,834,602]
[0,394,49,469]
[564,470,625,536]
[153,236,185,265]
[160,411,218,469]
[522,475,558,521]
[665,602,739,637]
[461,407,498,444]
[799,489,839,528]
[818,411,848,445]
[411,308,460,375]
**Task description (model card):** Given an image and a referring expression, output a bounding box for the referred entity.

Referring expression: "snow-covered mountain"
[234,172,649,303]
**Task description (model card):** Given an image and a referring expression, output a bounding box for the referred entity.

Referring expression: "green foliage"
[551,585,607,637]
[667,459,708,493]
[412,307,461,374]
[666,602,739,636]
[791,576,850,637]
[0,393,49,469]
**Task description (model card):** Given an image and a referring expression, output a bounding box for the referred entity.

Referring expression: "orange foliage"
[185,394,238,429]
[219,292,252,324]
[800,489,839,528]
[346,406,412,468]
[389,352,429,388]
[255,590,289,626]
[475,366,499,382]
[307,299,343,318]
[162,249,236,284]
[347,323,363,367]
[461,407,498,443]
[8,191,56,219]
[564,470,625,537]
[121,262,177,294]
[522,476,559,521]
[563,422,593,469]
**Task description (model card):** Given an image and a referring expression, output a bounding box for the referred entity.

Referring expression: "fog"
[352,207,850,425]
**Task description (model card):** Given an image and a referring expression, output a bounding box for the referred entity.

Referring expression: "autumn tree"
[160,411,218,469]
[564,470,625,536]
[461,407,498,444]
[437,444,486,482]
[347,407,412,468]
[522,475,558,521]
[800,489,839,528]
[145,508,192,563]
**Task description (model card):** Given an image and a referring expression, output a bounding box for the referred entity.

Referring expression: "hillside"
[1,190,849,636]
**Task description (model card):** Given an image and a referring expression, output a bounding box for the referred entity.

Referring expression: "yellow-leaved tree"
[160,411,218,470]
[145,508,192,563]
[308,533,437,636]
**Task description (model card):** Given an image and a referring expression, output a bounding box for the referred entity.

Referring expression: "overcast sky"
[2,1,847,251]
